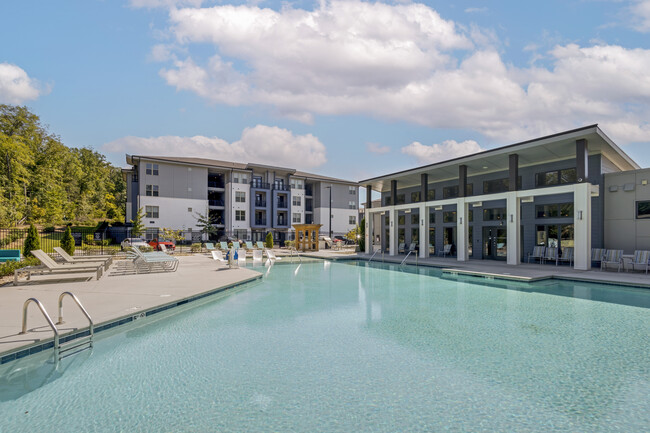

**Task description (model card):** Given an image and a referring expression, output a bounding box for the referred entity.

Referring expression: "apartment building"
[123,155,359,244]
[361,125,640,270]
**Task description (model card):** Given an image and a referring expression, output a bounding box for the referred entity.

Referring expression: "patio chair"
[544,247,558,265]
[438,244,452,257]
[245,241,254,250]
[15,250,103,285]
[265,248,282,261]
[398,243,405,254]
[159,244,174,255]
[219,241,228,251]
[54,247,112,270]
[557,247,574,266]
[527,246,545,264]
[204,242,216,251]
[601,249,623,272]
[408,243,418,253]
[211,250,228,268]
[232,241,241,250]
[128,247,179,273]
[252,249,263,262]
[591,248,606,267]
[256,241,265,249]
[629,250,650,273]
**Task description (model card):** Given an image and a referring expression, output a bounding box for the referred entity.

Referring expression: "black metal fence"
[0,227,112,256]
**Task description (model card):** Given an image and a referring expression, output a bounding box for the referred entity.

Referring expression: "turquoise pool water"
[1,260,649,432]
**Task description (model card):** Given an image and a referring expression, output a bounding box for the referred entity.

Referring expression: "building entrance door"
[483,227,507,260]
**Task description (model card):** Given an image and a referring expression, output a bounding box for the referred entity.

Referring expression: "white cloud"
[130,0,204,9]
[366,142,391,154]
[401,140,484,164]
[0,63,42,104]
[149,1,650,145]
[630,0,650,32]
[465,7,488,14]
[102,125,327,168]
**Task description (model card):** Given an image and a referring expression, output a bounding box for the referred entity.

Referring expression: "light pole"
[326,185,332,239]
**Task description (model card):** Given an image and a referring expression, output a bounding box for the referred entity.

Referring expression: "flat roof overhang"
[361,125,640,192]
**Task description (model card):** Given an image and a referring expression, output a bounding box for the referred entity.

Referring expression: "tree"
[358,218,365,252]
[60,225,75,256]
[162,227,186,252]
[265,231,274,249]
[194,211,217,239]
[130,207,145,238]
[23,223,41,258]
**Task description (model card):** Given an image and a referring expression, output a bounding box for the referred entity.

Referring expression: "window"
[235,191,246,203]
[637,201,650,219]
[411,192,421,203]
[235,210,246,221]
[291,179,304,189]
[483,208,507,221]
[385,216,389,226]
[293,213,301,223]
[429,212,435,224]
[241,174,248,184]
[349,215,356,225]
[385,196,392,206]
[398,215,405,225]
[349,201,356,209]
[187,208,192,212]
[443,211,456,223]
[535,168,577,187]
[443,184,473,199]
[483,177,522,194]
[145,206,159,218]
[411,214,418,224]
[396,194,406,205]
[349,186,356,194]
[427,189,435,201]
[145,185,159,197]
[536,203,574,218]
[411,228,419,243]
[145,163,159,176]
[292,196,301,206]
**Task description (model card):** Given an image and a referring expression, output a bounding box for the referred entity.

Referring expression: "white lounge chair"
[211,250,227,268]
[601,249,623,272]
[54,247,112,270]
[15,250,103,285]
[252,249,263,262]
[527,246,545,264]
[128,247,179,273]
[629,250,650,273]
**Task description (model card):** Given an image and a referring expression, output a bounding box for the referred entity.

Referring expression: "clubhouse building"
[361,125,647,270]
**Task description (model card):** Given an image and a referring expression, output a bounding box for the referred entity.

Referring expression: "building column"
[457,198,469,261]
[364,209,372,254]
[419,203,428,258]
[574,182,592,270]
[391,180,397,205]
[459,165,467,197]
[506,191,521,265]
[421,174,428,202]
[365,185,372,209]
[389,207,397,256]
[509,154,519,191]
[576,139,589,182]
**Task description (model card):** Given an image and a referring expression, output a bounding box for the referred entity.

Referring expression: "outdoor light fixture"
[459,217,463,224]
[434,205,443,211]
[578,210,583,220]
[510,214,514,223]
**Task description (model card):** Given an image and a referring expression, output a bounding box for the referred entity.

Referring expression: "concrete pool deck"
[0,254,262,357]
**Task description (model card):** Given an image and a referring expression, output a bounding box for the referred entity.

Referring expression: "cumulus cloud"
[0,63,42,104]
[401,140,484,164]
[102,125,327,168]
[149,1,650,144]
[630,0,650,32]
[366,142,391,154]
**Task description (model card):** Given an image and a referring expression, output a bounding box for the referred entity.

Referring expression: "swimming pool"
[1,260,648,432]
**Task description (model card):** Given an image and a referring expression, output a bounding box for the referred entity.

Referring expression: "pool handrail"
[19,298,60,361]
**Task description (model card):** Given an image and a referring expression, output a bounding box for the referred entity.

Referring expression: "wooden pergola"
[292,224,323,252]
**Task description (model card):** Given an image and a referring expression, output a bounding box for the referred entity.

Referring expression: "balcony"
[273,184,290,191]
[305,186,313,196]
[208,199,224,207]
[277,200,288,209]
[251,181,270,189]
[254,200,267,207]
[305,204,313,212]
[255,218,267,226]
[208,181,224,188]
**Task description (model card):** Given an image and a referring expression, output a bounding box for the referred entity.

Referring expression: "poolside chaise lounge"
[256,241,265,249]
[556,247,574,266]
[128,247,179,273]
[232,241,241,250]
[438,244,452,257]
[245,241,254,250]
[211,250,228,268]
[204,242,216,251]
[219,241,229,251]
[54,247,112,270]
[14,250,103,285]
[591,248,606,267]
[601,249,623,272]
[527,246,545,264]
[252,249,263,262]
[629,250,650,273]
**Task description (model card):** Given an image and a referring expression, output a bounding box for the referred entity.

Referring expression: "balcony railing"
[305,204,313,212]
[277,200,288,209]
[273,184,290,191]
[250,181,270,189]
[255,218,267,226]
[208,199,224,206]
[208,181,224,188]
[254,200,267,207]
[277,219,287,226]
[305,186,313,196]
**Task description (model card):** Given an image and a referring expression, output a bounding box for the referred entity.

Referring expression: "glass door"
[483,227,507,260]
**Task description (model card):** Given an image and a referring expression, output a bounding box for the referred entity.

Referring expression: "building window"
[535,168,577,187]
[536,203,574,218]
[443,211,456,223]
[145,185,159,197]
[349,186,356,194]
[187,208,192,212]
[443,184,473,199]
[291,179,304,189]
[396,194,406,205]
[293,196,301,206]
[411,228,419,243]
[411,214,418,224]
[637,201,650,219]
[349,215,356,225]
[235,210,246,221]
[427,189,435,201]
[235,191,246,203]
[385,216,389,226]
[398,215,405,225]
[385,196,392,206]
[483,208,507,221]
[293,213,301,223]
[349,201,356,209]
[145,163,159,176]
[411,192,420,203]
[429,212,435,224]
[145,206,159,218]
[240,174,248,184]
[483,177,522,194]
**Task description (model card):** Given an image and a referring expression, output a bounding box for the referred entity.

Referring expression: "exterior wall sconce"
[510,214,514,223]
[421,219,424,226]
[459,217,463,224]
[578,210,583,220]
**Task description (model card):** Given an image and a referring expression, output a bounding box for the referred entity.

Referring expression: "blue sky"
[2,0,650,195]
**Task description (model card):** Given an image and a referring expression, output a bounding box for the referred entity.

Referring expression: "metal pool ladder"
[368,249,380,262]
[400,250,413,266]
[289,247,302,263]
[19,292,94,362]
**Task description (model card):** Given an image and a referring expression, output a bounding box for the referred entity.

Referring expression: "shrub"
[265,232,274,249]
[0,257,40,277]
[23,224,41,258]
[137,245,154,253]
[43,226,55,233]
[284,240,294,249]
[190,243,202,253]
[60,226,75,256]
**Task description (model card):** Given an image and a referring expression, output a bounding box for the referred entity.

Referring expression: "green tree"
[60,225,75,256]
[358,218,365,251]
[194,211,217,238]
[130,207,145,237]
[265,231,274,249]
[23,223,41,257]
